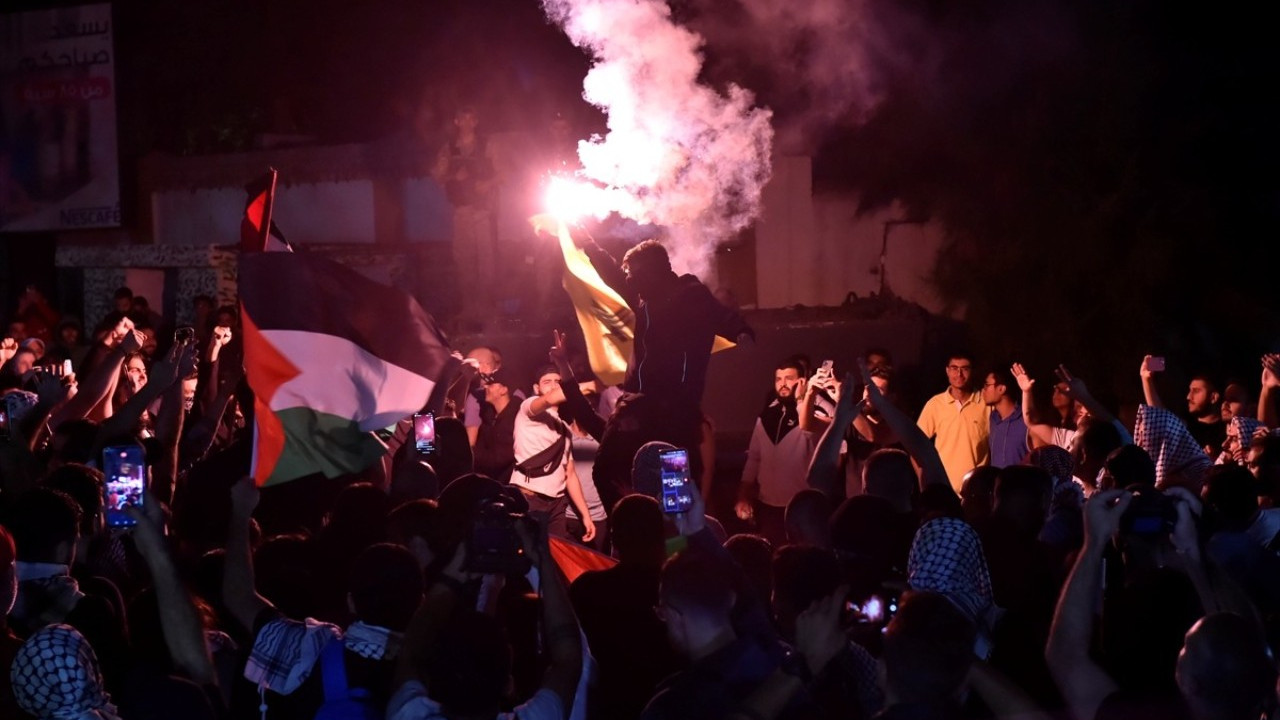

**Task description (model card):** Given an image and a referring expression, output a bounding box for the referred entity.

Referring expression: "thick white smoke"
[541,0,774,279]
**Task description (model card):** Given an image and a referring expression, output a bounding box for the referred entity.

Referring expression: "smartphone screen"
[659,448,695,514]
[845,594,898,625]
[413,412,436,455]
[1149,356,1166,372]
[102,445,146,527]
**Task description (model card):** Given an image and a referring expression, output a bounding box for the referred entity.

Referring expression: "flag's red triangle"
[241,308,302,484]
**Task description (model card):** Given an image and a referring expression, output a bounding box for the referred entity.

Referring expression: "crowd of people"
[2,234,1280,720]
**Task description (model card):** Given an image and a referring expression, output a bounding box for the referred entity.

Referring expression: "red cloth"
[549,536,616,584]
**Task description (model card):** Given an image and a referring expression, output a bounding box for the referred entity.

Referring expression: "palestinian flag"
[239,251,459,486]
[240,171,292,252]
[549,536,617,584]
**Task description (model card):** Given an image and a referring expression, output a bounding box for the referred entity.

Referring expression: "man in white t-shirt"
[510,366,596,542]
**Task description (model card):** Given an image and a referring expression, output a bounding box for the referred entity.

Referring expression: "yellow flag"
[530,214,736,387]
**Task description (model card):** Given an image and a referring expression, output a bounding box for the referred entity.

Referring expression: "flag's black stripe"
[240,252,457,387]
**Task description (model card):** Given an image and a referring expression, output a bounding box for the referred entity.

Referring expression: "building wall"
[61,144,950,330]
[755,156,951,317]
[152,181,378,246]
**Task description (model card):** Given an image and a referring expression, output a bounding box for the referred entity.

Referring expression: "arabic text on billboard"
[1,4,120,232]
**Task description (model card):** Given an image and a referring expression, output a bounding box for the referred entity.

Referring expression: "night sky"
[7,0,1279,399]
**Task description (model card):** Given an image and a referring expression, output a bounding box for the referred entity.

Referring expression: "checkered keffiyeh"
[908,517,994,622]
[1233,416,1265,451]
[1032,445,1083,514]
[10,624,121,720]
[1134,405,1212,488]
[1032,445,1074,486]
[244,617,342,694]
[244,617,403,695]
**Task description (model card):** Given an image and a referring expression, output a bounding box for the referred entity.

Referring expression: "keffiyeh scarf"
[244,617,403,695]
[908,517,994,622]
[1032,445,1082,506]
[10,624,121,720]
[1134,405,1212,488]
[1233,416,1265,451]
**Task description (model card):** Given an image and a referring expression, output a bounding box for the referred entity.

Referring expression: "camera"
[466,493,532,576]
[1120,488,1177,537]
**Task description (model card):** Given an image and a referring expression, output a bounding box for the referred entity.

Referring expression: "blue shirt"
[988,404,1029,468]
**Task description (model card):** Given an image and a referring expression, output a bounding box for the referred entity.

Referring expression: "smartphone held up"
[102,445,146,528]
[659,448,696,514]
[413,412,436,455]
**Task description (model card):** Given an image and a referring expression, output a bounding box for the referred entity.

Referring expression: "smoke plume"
[541,0,774,278]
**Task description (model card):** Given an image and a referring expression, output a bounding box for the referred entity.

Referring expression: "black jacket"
[586,245,752,407]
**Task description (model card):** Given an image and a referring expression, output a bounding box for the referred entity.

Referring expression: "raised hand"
[119,328,144,355]
[212,325,232,347]
[806,371,834,397]
[107,316,136,347]
[1140,355,1160,380]
[1262,354,1280,389]
[1083,489,1132,550]
[176,342,198,380]
[33,365,76,406]
[0,338,17,364]
[795,585,850,675]
[1055,364,1089,398]
[147,343,184,390]
[1011,362,1034,392]
[548,329,570,370]
[672,475,708,537]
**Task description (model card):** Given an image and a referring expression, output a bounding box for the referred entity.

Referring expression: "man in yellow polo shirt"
[917,353,990,492]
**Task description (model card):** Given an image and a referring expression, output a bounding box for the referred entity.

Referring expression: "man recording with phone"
[1140,355,1227,457]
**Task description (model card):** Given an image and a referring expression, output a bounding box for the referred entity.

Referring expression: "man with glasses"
[982,367,1029,468]
[917,353,990,491]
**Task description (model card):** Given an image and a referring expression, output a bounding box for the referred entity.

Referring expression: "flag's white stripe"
[259,329,435,430]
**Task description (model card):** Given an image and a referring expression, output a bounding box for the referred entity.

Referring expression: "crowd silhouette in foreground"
[2,269,1280,720]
